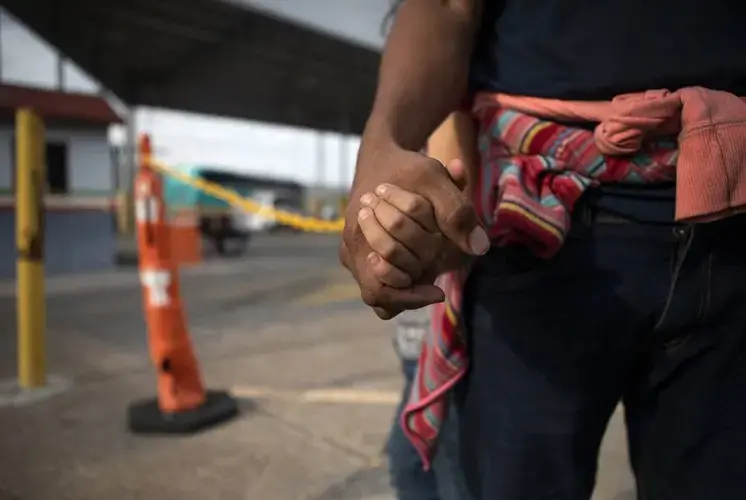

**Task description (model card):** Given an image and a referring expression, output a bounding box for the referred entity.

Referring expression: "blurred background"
[0,2,634,499]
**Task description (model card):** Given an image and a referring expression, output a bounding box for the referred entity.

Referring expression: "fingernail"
[360,193,373,206]
[469,227,490,255]
[375,184,388,196]
[358,208,371,220]
[367,252,380,265]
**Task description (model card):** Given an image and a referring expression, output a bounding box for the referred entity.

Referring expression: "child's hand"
[357,183,443,288]
[357,159,479,289]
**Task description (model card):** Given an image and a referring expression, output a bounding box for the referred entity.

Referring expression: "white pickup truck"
[229,190,304,233]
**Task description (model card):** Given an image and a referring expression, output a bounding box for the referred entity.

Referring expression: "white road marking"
[229,385,400,406]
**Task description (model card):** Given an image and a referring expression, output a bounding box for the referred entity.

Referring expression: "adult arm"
[361,0,484,154]
[342,0,488,318]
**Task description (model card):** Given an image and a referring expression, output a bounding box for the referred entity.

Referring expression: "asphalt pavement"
[0,233,635,500]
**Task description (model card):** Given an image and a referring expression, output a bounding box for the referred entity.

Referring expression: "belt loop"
[569,189,601,238]
[567,203,593,240]
[579,200,596,229]
[581,188,601,227]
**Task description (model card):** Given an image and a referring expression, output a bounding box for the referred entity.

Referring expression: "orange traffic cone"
[127,134,238,434]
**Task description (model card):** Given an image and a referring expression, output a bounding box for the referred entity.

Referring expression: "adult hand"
[358,158,475,288]
[340,143,489,319]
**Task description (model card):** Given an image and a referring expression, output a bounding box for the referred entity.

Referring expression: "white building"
[0,83,122,278]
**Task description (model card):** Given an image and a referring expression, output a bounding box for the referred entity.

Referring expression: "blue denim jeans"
[387,360,472,500]
[455,189,746,500]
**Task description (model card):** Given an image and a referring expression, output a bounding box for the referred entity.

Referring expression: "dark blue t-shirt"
[470,0,746,99]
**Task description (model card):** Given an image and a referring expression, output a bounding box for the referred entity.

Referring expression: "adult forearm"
[363,0,483,152]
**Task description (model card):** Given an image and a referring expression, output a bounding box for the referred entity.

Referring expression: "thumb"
[426,160,490,257]
[443,158,468,191]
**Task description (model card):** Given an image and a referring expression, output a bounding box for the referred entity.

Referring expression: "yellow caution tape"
[147,159,345,233]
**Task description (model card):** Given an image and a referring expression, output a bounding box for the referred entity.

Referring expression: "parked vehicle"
[162,165,306,255]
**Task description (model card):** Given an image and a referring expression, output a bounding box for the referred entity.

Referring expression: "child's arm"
[427,110,479,194]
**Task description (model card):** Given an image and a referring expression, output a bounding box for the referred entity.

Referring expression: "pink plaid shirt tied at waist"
[401,87,746,469]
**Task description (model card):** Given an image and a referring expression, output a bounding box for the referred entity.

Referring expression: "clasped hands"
[340,147,490,319]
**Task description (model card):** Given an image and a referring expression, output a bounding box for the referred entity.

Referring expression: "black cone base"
[127,390,239,434]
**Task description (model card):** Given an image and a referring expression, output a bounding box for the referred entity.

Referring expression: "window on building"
[45,142,68,194]
[9,139,69,195]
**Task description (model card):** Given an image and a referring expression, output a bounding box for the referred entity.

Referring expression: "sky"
[0,1,392,188]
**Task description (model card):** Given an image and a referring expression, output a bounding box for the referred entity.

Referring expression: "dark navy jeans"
[387,360,472,500]
[455,191,746,500]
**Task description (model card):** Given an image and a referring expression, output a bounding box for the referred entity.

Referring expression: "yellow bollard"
[16,108,46,389]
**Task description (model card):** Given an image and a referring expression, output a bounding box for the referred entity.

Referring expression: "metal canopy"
[2,0,380,134]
